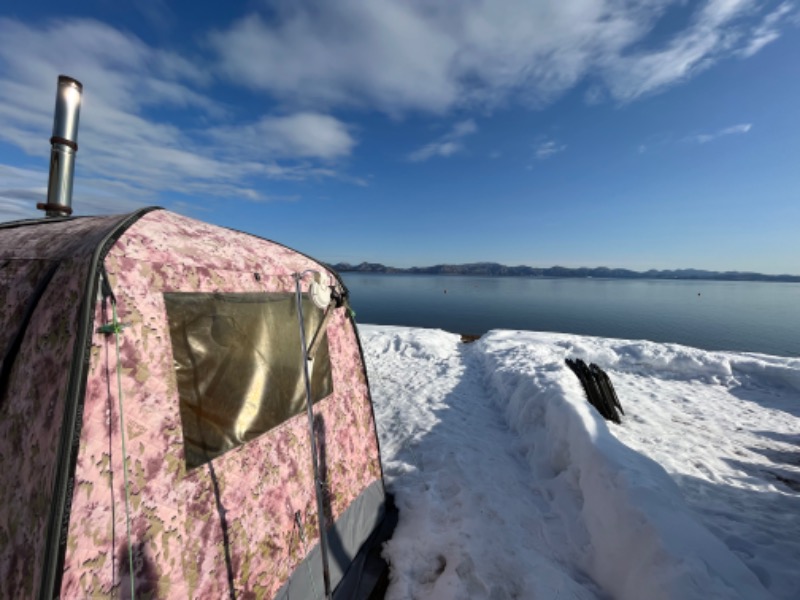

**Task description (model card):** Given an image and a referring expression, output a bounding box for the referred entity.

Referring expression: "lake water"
[341,274,800,357]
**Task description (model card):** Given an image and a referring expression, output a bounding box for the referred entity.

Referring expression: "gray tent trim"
[275,480,395,600]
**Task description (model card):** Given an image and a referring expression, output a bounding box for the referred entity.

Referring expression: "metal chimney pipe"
[38,75,83,217]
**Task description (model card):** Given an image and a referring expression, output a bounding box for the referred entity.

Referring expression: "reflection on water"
[343,274,800,357]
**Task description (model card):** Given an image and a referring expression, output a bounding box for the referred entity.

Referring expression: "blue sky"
[1,1,799,274]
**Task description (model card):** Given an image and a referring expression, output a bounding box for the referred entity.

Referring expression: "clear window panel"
[164,292,332,469]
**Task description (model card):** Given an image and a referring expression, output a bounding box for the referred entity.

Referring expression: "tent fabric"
[50,210,385,598]
[0,214,134,598]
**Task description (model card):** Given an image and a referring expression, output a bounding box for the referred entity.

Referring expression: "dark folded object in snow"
[565,358,624,424]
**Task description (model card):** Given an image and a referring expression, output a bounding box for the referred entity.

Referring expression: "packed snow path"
[359,326,795,600]
[362,326,605,599]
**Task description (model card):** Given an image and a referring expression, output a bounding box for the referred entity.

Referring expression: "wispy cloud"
[689,123,753,144]
[0,164,155,222]
[602,0,757,101]
[210,0,793,113]
[739,2,795,58]
[408,119,477,162]
[535,140,567,160]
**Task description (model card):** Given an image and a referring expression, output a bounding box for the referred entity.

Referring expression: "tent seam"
[38,207,161,600]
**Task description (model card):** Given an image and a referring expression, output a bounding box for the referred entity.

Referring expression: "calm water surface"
[342,274,800,357]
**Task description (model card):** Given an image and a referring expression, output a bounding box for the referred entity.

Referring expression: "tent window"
[164,292,333,469]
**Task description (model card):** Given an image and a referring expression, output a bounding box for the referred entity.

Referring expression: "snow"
[359,325,800,600]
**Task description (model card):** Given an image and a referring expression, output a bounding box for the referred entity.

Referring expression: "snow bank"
[540,332,800,393]
[477,331,771,599]
[544,332,800,598]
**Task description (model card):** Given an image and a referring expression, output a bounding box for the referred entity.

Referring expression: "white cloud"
[0,164,155,222]
[210,6,459,114]
[739,2,795,57]
[408,119,477,162]
[601,0,759,101]
[208,113,355,161]
[535,140,567,160]
[408,141,461,162]
[689,122,752,143]
[0,18,359,221]
[210,0,791,112]
[0,164,47,222]
[720,123,753,135]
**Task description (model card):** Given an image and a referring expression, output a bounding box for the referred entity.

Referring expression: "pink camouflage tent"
[0,207,396,599]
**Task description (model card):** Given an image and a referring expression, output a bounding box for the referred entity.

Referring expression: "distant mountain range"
[330,261,800,283]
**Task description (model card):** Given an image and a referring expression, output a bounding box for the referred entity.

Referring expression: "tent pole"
[294,271,333,600]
